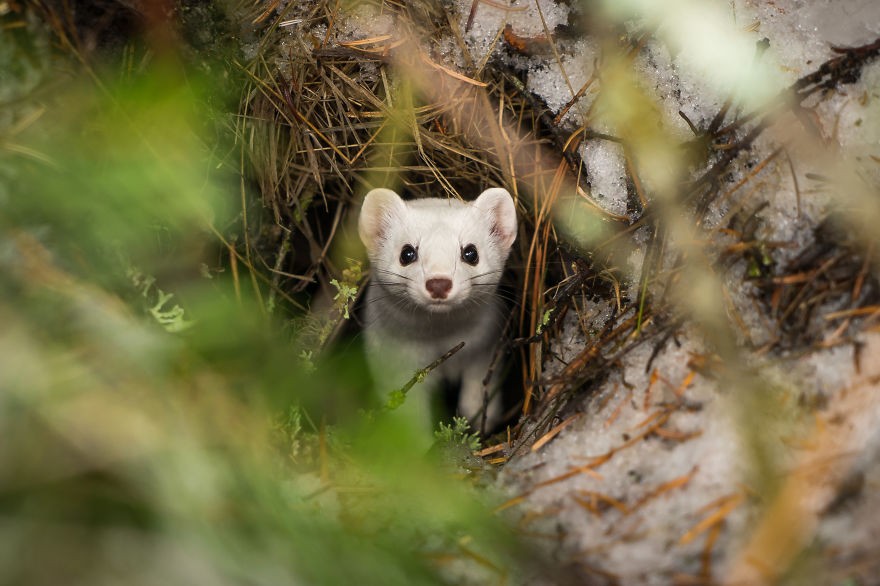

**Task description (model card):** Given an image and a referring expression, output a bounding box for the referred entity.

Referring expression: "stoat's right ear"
[358,188,405,252]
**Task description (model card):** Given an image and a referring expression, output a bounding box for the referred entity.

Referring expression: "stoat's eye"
[399,244,418,266]
[461,244,479,266]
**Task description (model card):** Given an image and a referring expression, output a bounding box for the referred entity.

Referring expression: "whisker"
[363,288,420,306]
[373,268,413,282]
[467,269,503,281]
[467,286,520,304]
[361,294,404,308]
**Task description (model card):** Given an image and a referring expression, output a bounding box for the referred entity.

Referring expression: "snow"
[457,0,570,53]
[580,139,628,217]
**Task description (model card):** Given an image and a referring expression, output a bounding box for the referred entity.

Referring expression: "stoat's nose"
[425,278,453,299]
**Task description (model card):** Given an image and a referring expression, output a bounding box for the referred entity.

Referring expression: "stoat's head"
[358,188,517,312]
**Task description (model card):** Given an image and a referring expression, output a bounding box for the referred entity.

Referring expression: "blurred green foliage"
[0,7,524,586]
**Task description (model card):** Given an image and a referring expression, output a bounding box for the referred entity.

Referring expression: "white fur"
[358,188,517,432]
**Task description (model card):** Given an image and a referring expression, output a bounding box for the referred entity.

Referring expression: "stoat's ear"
[359,188,406,252]
[475,188,517,249]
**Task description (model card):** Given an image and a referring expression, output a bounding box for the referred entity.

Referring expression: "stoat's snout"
[421,274,460,310]
[425,277,453,300]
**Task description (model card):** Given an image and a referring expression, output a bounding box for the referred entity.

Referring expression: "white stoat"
[358,187,518,431]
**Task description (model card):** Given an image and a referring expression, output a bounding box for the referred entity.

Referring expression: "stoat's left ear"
[475,188,517,249]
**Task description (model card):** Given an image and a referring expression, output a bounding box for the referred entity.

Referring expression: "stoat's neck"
[367,282,496,341]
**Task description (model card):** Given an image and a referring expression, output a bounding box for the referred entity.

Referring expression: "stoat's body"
[358,188,518,432]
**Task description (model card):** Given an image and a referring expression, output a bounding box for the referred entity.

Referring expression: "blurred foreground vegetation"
[0,4,530,584]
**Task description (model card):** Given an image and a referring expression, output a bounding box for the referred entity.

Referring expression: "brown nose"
[425,278,453,299]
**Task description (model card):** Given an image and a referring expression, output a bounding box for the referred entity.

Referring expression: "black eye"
[461,244,479,266]
[399,244,418,266]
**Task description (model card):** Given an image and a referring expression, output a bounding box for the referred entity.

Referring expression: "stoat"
[358,187,518,432]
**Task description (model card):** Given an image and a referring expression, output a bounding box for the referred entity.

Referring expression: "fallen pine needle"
[493,493,530,513]
[420,53,488,87]
[573,491,629,515]
[679,492,745,546]
[531,413,581,452]
[629,467,698,514]
[474,443,506,457]
[338,34,393,47]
